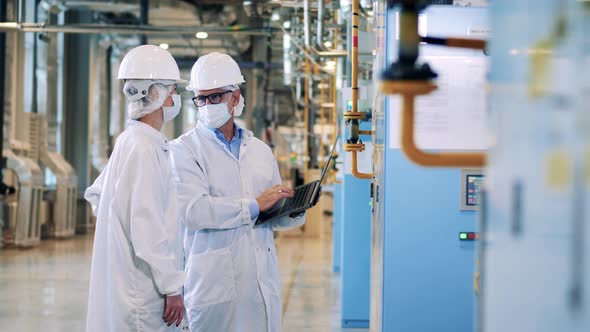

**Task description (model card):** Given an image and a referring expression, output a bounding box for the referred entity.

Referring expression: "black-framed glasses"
[192,90,233,107]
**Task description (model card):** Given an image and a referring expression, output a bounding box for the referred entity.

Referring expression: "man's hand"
[163,294,184,327]
[256,185,295,212]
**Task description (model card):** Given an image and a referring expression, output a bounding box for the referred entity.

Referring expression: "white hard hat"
[186,52,245,92]
[117,45,184,82]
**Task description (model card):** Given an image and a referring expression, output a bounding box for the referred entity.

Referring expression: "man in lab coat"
[170,52,306,332]
[84,45,186,332]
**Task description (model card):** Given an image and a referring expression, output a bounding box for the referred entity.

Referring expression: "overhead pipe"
[280,25,335,75]
[52,1,140,13]
[0,22,275,36]
[304,0,347,57]
[315,0,347,56]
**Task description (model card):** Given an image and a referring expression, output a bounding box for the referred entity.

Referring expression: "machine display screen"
[465,174,485,206]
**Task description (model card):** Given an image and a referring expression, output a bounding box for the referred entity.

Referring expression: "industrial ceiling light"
[271,11,280,21]
[159,43,169,50]
[282,21,291,29]
[324,41,333,48]
[196,32,208,39]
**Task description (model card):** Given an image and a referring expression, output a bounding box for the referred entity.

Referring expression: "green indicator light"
[459,233,468,240]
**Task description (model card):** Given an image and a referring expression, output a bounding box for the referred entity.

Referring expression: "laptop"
[256,134,340,225]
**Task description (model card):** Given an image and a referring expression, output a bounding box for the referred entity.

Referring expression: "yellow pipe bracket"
[380,80,486,167]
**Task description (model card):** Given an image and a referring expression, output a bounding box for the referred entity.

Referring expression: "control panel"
[460,168,485,211]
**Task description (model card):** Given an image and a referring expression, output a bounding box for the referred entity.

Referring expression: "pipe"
[319,76,326,170]
[36,1,60,152]
[351,0,359,116]
[351,150,372,179]
[283,26,293,85]
[315,0,347,56]
[360,0,373,12]
[421,36,486,50]
[0,0,7,181]
[345,0,373,179]
[304,0,347,57]
[140,0,148,45]
[0,22,275,36]
[89,36,110,172]
[280,26,335,75]
[57,1,140,13]
[304,59,310,178]
[279,1,318,8]
[17,0,23,27]
[400,94,486,167]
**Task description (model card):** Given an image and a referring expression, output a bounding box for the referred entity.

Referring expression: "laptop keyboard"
[281,182,315,213]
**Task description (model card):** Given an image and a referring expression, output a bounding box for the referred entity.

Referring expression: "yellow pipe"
[345,0,374,180]
[351,150,373,179]
[400,95,486,167]
[319,75,326,170]
[352,1,358,114]
[445,37,486,50]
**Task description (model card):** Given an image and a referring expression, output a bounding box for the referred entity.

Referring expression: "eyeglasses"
[192,90,233,107]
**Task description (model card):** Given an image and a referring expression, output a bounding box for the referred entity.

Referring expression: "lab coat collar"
[127,120,169,150]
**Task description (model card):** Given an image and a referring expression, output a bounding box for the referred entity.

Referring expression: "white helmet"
[118,45,184,82]
[186,52,245,92]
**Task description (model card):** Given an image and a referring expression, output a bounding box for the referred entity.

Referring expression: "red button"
[468,233,475,240]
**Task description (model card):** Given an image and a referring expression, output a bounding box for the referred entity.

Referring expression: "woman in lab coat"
[84,45,186,332]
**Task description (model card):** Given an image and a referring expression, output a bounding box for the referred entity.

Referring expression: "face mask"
[163,94,181,122]
[233,95,245,117]
[199,102,231,129]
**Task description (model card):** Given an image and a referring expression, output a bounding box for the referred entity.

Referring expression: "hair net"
[124,79,175,120]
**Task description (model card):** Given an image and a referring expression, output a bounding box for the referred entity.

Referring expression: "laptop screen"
[319,133,340,184]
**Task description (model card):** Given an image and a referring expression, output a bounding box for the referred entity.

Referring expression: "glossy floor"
[0,231,367,332]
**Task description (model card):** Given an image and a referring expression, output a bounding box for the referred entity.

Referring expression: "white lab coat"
[170,122,306,332]
[85,120,185,332]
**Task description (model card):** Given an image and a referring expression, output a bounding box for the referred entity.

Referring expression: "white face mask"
[199,102,231,129]
[163,94,182,122]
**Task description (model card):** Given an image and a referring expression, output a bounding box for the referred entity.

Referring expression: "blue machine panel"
[377,5,488,332]
[381,151,477,332]
[340,174,371,328]
[333,183,342,273]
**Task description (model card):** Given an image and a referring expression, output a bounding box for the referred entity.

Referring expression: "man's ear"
[231,90,240,108]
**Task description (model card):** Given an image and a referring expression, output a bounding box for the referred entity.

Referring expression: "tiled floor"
[277,235,368,332]
[0,230,368,332]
